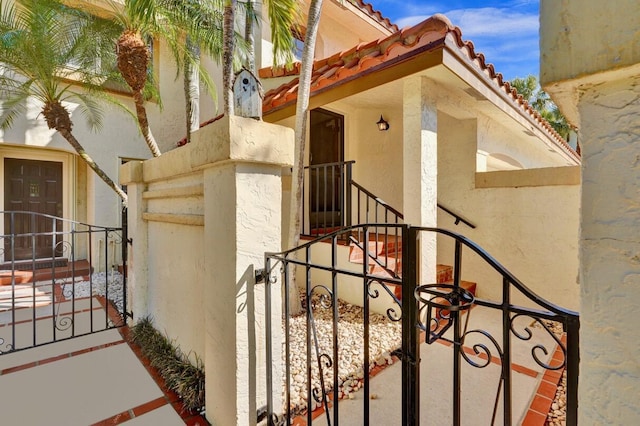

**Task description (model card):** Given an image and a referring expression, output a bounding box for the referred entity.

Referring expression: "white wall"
[477,114,570,169]
[143,172,206,359]
[297,240,400,316]
[122,116,293,425]
[437,112,580,311]
[344,104,404,215]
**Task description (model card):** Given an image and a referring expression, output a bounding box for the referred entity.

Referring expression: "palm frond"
[0,88,28,130]
[63,91,104,131]
[266,0,299,67]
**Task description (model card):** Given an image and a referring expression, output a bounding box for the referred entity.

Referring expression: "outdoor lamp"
[376,115,390,131]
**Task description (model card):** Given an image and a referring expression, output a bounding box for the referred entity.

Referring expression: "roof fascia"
[264,45,445,123]
[330,0,396,35]
[441,35,580,164]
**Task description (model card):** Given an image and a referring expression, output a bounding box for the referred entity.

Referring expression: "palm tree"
[286,0,323,315]
[510,75,573,140]
[112,0,218,156]
[220,0,298,115]
[0,0,128,203]
[222,0,237,115]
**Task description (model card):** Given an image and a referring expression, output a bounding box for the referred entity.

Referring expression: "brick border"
[115,325,210,425]
[521,335,567,426]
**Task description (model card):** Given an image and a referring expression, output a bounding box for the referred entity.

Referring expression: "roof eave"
[441,35,580,164]
[264,43,445,123]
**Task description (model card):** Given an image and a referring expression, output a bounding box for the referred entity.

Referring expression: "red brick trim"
[521,336,567,425]
[0,339,125,375]
[118,325,210,425]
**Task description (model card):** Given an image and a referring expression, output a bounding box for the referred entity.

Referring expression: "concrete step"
[0,260,91,286]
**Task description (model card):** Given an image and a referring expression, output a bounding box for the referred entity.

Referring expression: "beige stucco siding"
[437,112,580,310]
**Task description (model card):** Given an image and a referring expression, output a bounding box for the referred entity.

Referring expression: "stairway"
[0,259,92,286]
[348,236,477,300]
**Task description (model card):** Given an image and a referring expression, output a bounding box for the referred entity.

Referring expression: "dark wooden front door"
[4,158,63,260]
[309,108,344,229]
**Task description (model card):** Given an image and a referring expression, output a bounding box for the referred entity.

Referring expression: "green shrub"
[129,318,205,412]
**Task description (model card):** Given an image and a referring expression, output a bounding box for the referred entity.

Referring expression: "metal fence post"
[401,225,419,426]
[121,206,129,322]
[566,316,580,426]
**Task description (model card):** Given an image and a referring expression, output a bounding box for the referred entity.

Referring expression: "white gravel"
[62,271,125,313]
[282,297,401,414]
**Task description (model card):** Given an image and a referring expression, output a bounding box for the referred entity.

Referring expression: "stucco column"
[403,76,438,284]
[119,161,148,321]
[197,116,293,426]
[577,77,640,423]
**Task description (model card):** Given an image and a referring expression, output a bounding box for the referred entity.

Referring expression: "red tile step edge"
[521,335,567,426]
[289,326,542,425]
[116,325,210,425]
[0,260,92,285]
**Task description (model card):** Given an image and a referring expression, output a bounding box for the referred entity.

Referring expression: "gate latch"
[255,268,266,284]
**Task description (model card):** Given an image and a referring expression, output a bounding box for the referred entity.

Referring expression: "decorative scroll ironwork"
[308,284,334,425]
[263,224,580,426]
[367,278,402,322]
[415,283,474,343]
[0,210,129,356]
[511,314,566,370]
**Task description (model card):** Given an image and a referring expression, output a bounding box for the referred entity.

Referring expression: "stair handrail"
[350,182,476,230]
[350,180,404,222]
[300,160,476,236]
[437,203,476,229]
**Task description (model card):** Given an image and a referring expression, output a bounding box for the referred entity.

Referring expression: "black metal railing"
[303,161,354,235]
[437,202,476,229]
[261,224,579,425]
[303,161,475,239]
[0,210,129,355]
[350,180,404,278]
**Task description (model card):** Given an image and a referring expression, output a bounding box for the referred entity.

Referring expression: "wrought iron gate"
[0,209,129,354]
[262,224,579,425]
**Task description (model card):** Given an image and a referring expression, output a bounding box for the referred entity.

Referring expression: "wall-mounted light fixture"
[376,115,390,131]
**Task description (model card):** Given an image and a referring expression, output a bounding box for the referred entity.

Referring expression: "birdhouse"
[233,69,263,120]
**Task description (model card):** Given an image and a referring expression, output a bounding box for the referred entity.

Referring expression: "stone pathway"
[279,301,568,425]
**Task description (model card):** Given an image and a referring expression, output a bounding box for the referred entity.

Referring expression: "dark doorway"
[4,158,63,260]
[309,108,344,230]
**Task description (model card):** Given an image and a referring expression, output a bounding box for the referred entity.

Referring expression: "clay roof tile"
[252,14,577,160]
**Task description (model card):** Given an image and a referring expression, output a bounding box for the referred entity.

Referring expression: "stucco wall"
[540,0,640,91]
[300,240,400,316]
[477,114,570,169]
[575,76,640,423]
[541,2,640,422]
[122,116,293,424]
[0,35,225,231]
[0,94,146,227]
[345,105,404,215]
[143,172,206,359]
[437,113,580,311]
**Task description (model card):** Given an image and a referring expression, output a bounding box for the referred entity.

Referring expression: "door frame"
[0,146,75,262]
[306,108,346,231]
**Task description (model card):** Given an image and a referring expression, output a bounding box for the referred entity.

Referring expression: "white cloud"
[444,8,538,37]
[392,6,540,80]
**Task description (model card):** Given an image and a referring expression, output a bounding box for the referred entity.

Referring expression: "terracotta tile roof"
[260,14,579,160]
[351,0,398,33]
[260,15,451,98]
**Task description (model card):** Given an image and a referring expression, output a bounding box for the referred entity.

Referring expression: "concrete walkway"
[0,291,207,425]
[309,306,564,425]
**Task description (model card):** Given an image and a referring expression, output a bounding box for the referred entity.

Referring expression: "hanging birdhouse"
[233,69,263,120]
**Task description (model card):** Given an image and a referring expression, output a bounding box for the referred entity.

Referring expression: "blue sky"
[371,0,540,81]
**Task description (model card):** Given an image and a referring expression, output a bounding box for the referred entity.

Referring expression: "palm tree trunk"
[184,37,201,144]
[287,0,323,316]
[133,90,162,157]
[244,0,256,74]
[222,0,237,116]
[57,127,128,204]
